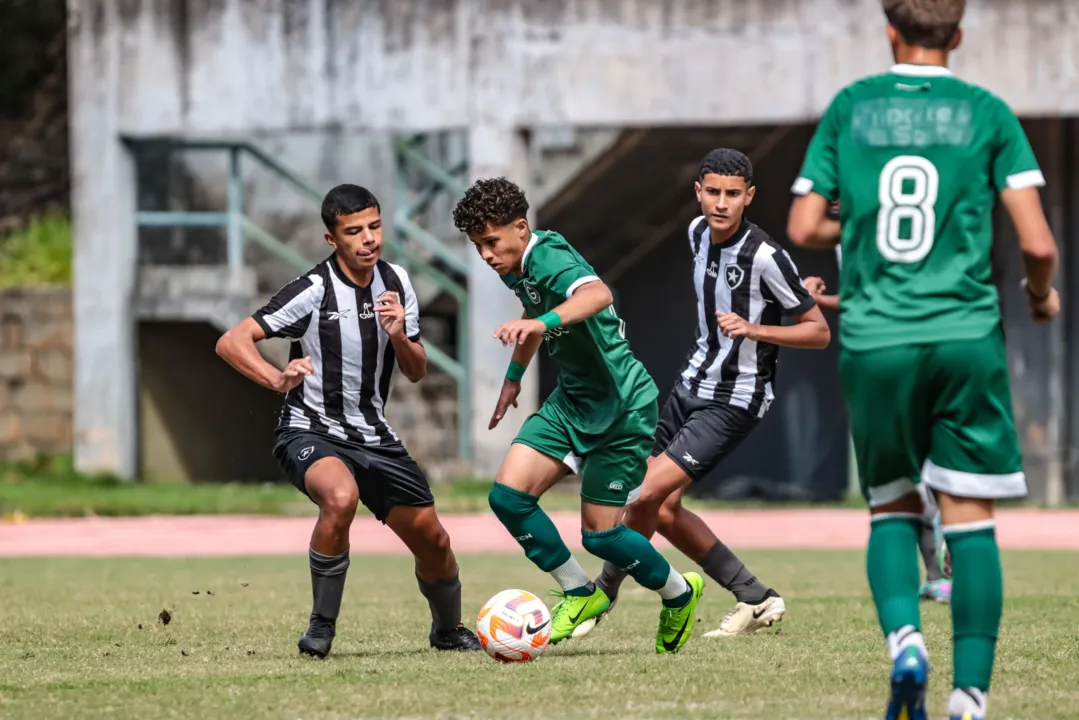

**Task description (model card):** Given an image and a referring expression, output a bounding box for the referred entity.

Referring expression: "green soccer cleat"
[655,572,704,654]
[548,586,611,644]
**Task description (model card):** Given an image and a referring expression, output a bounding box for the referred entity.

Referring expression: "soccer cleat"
[430,624,483,651]
[884,645,929,720]
[655,572,704,654]
[570,595,618,639]
[919,578,952,604]
[702,589,786,638]
[548,585,611,644]
[298,614,336,658]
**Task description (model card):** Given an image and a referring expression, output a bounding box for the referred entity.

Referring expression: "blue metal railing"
[131,137,472,459]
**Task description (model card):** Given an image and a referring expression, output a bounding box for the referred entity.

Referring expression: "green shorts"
[839,326,1026,507]
[512,394,659,507]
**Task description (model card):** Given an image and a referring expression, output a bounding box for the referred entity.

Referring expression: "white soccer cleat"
[702,593,786,638]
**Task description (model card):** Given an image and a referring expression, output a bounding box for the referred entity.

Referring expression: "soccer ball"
[476,589,552,662]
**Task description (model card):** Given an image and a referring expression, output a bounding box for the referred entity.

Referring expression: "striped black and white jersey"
[252,255,421,448]
[679,216,815,415]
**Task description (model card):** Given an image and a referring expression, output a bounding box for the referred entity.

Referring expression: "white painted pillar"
[69,3,139,479]
[467,125,540,477]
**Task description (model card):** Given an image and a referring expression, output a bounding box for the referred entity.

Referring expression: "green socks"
[488,482,572,573]
[867,514,922,638]
[945,521,1002,693]
[582,525,690,605]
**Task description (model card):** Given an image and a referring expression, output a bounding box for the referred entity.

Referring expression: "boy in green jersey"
[453,177,703,654]
[788,2,1060,719]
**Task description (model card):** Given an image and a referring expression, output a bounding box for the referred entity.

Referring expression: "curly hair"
[699,148,754,186]
[883,0,964,50]
[453,177,530,236]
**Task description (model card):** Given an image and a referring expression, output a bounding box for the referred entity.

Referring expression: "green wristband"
[537,311,561,330]
[506,361,526,382]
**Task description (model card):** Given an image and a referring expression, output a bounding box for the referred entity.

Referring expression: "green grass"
[1,551,1077,719]
[0,212,71,287]
[0,455,866,518]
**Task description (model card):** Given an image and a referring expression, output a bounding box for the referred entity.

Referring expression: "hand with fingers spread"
[493,318,547,347]
[489,379,521,429]
[716,312,761,342]
[275,356,314,393]
[375,290,406,338]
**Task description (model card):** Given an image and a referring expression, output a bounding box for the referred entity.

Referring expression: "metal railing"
[131,137,472,459]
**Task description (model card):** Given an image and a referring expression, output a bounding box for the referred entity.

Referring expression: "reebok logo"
[682,452,699,468]
[297,446,315,461]
[327,309,350,321]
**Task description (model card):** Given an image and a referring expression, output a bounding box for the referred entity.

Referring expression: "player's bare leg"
[385,505,481,651]
[299,457,359,658]
[587,453,781,637]
[935,492,999,720]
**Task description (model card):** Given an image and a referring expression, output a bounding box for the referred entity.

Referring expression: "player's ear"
[694,181,703,201]
[515,217,529,239]
[948,27,962,52]
[885,23,900,48]
[745,185,757,206]
[324,231,337,249]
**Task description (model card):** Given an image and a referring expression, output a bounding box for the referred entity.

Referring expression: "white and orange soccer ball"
[475,589,552,662]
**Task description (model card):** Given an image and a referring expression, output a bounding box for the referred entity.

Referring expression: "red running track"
[1,509,1078,557]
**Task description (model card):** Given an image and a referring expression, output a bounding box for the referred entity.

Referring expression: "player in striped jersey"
[579,149,831,640]
[216,184,481,658]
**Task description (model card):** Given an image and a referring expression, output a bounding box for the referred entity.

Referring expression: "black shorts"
[273,430,434,523]
[652,382,760,482]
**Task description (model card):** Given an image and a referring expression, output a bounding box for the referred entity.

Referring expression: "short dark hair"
[883,0,964,50]
[452,177,530,236]
[321,184,381,231]
[699,149,754,186]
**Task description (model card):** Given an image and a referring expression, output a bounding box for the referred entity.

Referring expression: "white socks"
[887,625,928,662]
[949,688,988,717]
[550,556,592,592]
[656,567,690,601]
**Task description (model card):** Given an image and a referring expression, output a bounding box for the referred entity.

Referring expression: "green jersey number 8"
[877,155,939,264]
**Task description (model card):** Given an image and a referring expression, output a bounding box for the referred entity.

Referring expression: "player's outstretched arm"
[787,193,841,248]
[489,313,544,430]
[216,317,313,392]
[1000,186,1060,323]
[492,280,614,347]
[717,305,831,349]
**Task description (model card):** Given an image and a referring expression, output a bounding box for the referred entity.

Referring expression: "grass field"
[2,550,1078,719]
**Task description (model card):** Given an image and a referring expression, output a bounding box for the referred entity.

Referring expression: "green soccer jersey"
[794,63,1045,351]
[501,231,658,434]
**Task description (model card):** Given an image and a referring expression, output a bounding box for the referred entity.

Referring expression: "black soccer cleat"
[298,614,336,658]
[429,624,483,651]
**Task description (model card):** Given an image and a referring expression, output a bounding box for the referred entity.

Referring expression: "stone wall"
[0,287,73,460]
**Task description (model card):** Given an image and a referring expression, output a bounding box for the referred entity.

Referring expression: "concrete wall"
[0,288,74,461]
[70,0,1078,136]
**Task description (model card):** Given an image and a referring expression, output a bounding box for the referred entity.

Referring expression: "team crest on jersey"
[724,264,745,290]
[521,282,541,305]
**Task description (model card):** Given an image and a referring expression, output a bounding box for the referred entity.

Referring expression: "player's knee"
[319,485,358,525]
[419,522,452,556]
[488,481,537,523]
[632,485,668,516]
